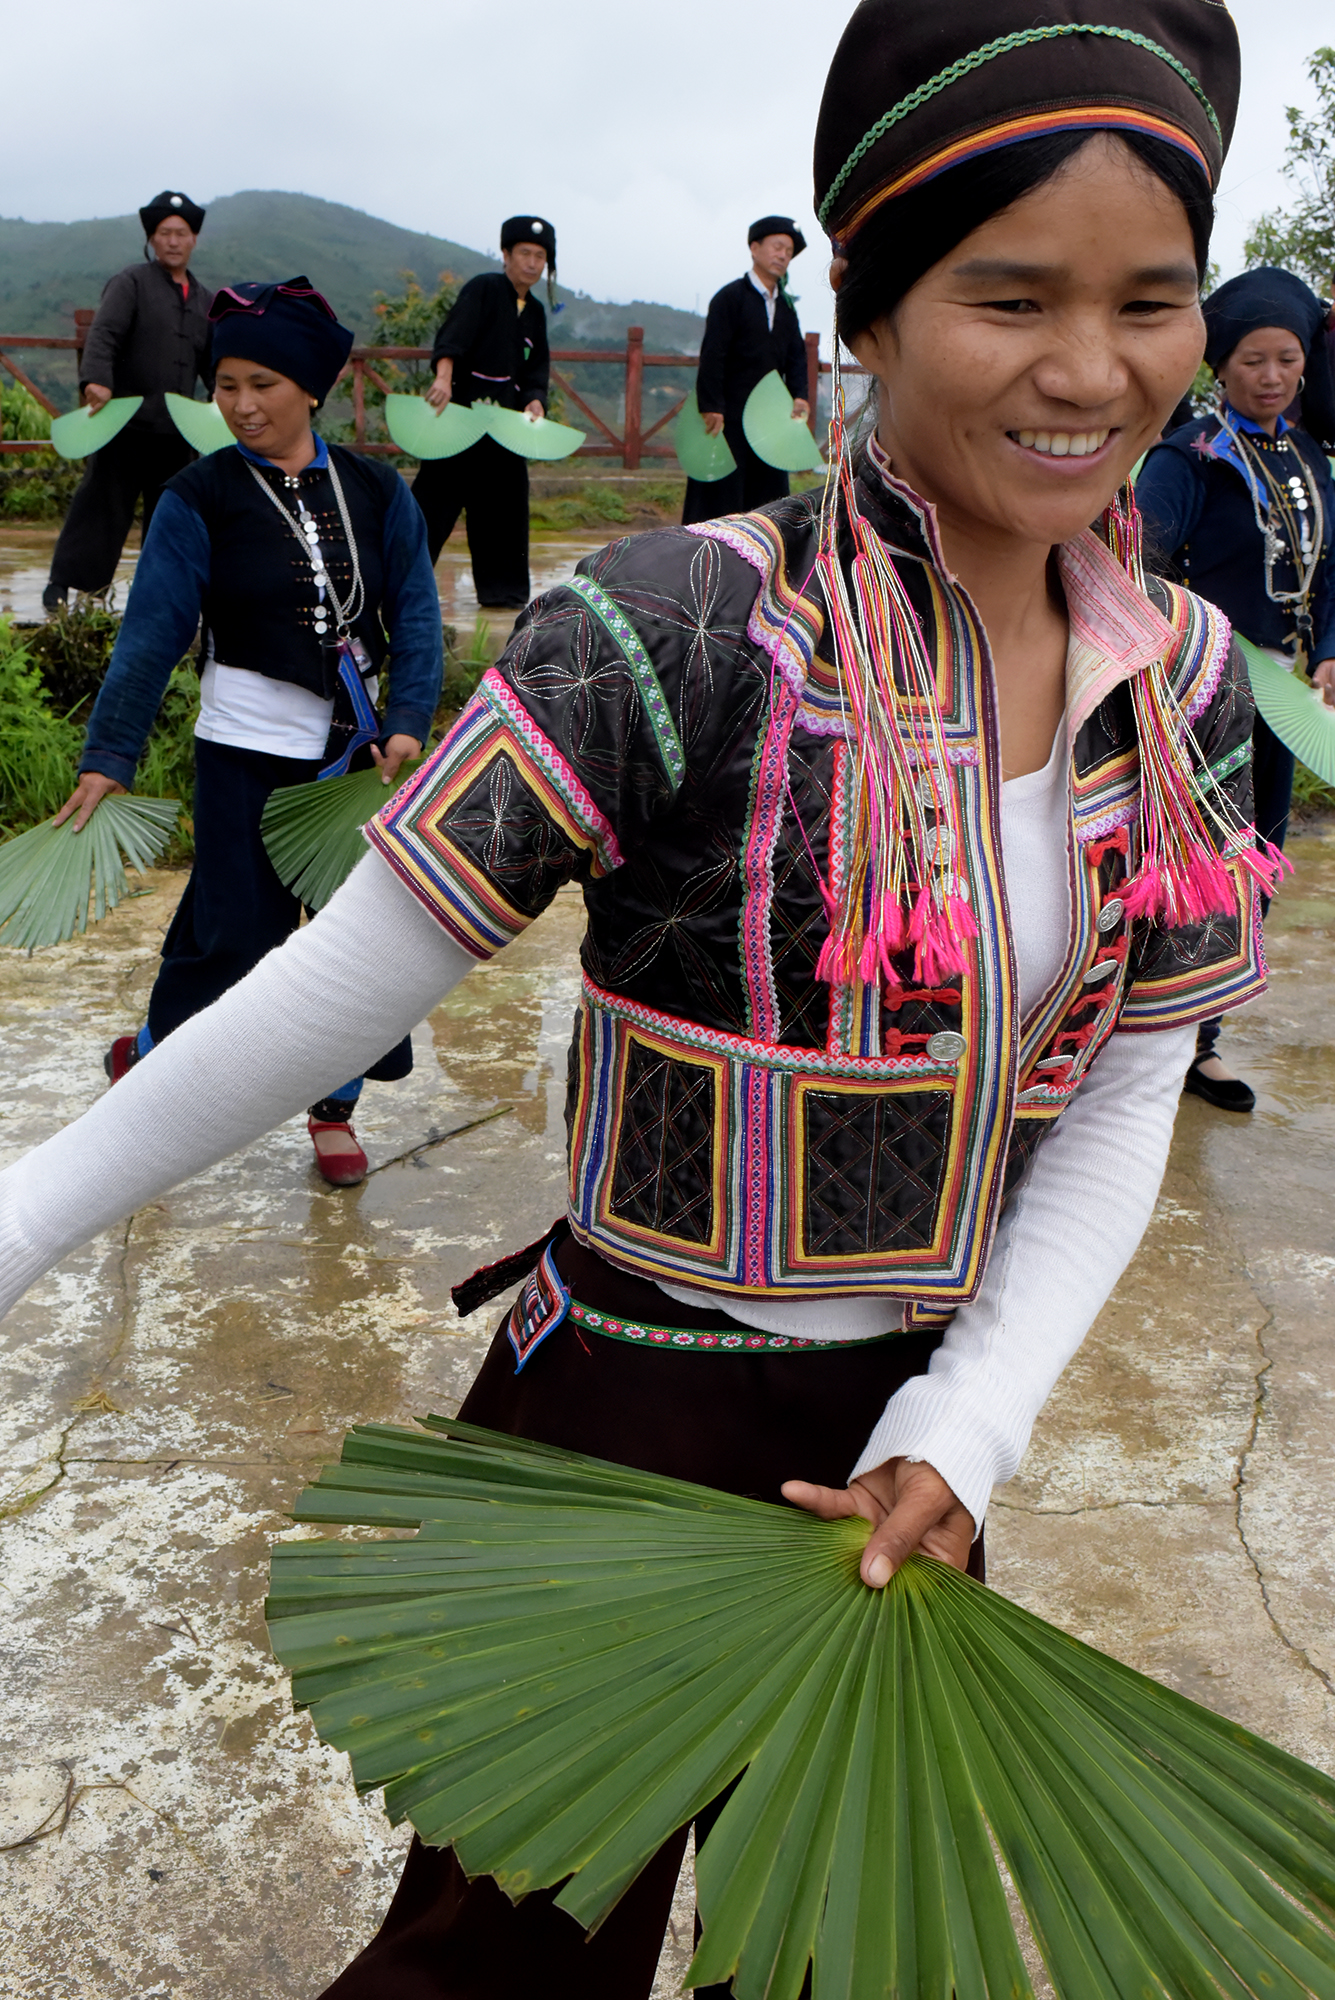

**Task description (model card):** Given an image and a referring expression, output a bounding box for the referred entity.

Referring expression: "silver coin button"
[926,1030,967,1062]
[1096,898,1125,933]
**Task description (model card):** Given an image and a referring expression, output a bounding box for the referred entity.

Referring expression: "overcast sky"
[2,0,1324,322]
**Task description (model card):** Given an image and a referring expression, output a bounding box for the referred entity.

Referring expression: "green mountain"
[0,189,705,355]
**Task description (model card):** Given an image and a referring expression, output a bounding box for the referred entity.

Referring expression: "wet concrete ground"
[0,826,1333,1997]
[0,522,613,630]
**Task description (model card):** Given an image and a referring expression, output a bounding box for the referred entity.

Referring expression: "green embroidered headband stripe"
[817,23,1222,228]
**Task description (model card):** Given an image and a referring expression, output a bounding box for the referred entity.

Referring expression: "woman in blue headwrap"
[1137,265,1335,1112]
[54,278,443,1184]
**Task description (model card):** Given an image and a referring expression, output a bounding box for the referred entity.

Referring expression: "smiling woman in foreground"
[0,2,1279,1995]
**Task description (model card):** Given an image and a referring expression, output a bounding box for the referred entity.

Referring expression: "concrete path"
[0,826,1332,1998]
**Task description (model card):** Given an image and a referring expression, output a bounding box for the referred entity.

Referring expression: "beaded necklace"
[1216,402,1323,648]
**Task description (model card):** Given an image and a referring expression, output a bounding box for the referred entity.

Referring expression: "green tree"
[1244,46,1335,288]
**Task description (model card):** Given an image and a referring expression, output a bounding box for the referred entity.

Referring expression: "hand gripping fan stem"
[49,397,144,460]
[741,370,825,474]
[0,795,180,949]
[267,1419,1335,2000]
[163,393,234,457]
[674,392,737,483]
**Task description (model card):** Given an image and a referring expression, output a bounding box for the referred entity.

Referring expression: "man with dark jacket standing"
[410,217,554,610]
[43,190,213,609]
[682,216,809,525]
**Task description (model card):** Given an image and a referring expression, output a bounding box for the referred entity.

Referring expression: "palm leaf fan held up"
[268,1420,1335,2000]
[0,795,180,950]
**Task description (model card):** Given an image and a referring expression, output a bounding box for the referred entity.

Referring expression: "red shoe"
[308,1116,369,1187]
[104,1035,140,1085]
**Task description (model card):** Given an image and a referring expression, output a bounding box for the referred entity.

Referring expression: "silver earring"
[1298,374,1306,394]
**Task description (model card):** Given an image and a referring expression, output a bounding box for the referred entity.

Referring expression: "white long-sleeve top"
[0,758,1193,1529]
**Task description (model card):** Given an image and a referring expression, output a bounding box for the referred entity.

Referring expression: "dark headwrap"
[749,215,808,256]
[208,279,354,406]
[1203,266,1335,453]
[501,215,556,280]
[139,189,205,236]
[814,1,1240,245]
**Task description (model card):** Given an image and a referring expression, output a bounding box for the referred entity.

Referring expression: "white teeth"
[1013,428,1110,457]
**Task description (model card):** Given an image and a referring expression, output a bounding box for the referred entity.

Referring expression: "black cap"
[139,190,205,237]
[501,215,556,280]
[748,215,807,256]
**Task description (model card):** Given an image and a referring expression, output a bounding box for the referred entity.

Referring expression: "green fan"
[384,395,488,460]
[164,393,234,457]
[674,392,737,483]
[268,1419,1335,2000]
[1238,634,1335,786]
[742,370,825,473]
[49,396,144,460]
[260,761,424,912]
[0,795,180,950]
[480,403,585,461]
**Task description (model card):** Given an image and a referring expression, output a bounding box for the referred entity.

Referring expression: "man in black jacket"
[682,216,810,525]
[410,217,555,609]
[44,191,214,609]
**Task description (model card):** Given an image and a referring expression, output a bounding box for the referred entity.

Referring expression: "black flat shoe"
[1182,1058,1255,1113]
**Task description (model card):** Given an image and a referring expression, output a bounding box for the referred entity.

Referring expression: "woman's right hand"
[53,772,127,832]
[425,369,453,413]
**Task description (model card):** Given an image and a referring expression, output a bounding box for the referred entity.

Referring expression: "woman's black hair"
[834,130,1213,342]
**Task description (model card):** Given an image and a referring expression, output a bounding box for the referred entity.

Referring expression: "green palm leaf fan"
[260,761,424,912]
[0,795,180,950]
[268,1420,1335,2000]
[1237,634,1335,786]
[741,369,826,473]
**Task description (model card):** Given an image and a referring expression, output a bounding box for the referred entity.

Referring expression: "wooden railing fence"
[1,319,863,467]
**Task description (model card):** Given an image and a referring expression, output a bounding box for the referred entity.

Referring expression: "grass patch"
[438,615,498,720]
[0,612,198,858]
[1291,762,1335,818]
[528,477,686,533]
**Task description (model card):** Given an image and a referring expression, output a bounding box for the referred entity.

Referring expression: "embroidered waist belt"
[508,1238,901,1372]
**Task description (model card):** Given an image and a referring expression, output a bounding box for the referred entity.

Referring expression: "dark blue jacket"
[1137,410,1335,663]
[81,440,443,788]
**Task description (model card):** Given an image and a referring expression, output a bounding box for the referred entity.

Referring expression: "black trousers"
[146,737,411,1089]
[320,1232,982,2000]
[1196,712,1295,1058]
[681,421,789,526]
[49,425,194,594]
[410,437,531,607]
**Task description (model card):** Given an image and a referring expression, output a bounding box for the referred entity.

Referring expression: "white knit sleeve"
[849,1021,1197,1532]
[0,850,479,1320]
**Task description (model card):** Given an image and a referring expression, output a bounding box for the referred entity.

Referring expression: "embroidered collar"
[857,428,1174,737]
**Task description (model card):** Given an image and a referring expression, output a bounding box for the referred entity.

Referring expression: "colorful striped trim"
[818,25,1220,228]
[564,573,685,788]
[567,1297,901,1355]
[366,688,612,959]
[475,667,623,873]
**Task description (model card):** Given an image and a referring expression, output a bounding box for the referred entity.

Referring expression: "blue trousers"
[145,736,412,1110]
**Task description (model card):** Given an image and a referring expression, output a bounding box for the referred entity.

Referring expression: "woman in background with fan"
[1137,266,1335,1113]
[52,279,443,1185]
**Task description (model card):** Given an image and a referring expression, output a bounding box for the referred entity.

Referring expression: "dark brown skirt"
[319,1236,982,2000]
